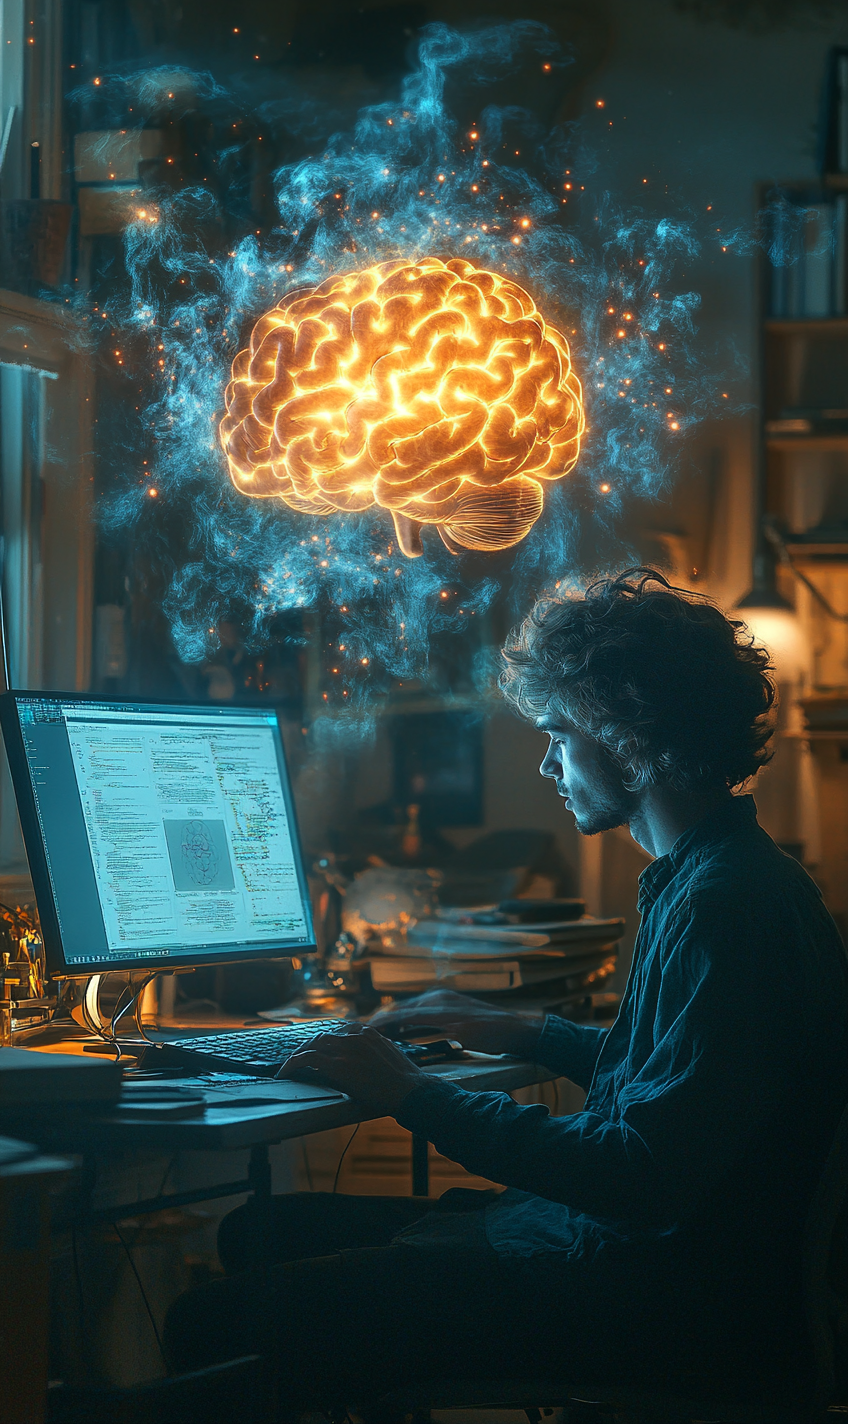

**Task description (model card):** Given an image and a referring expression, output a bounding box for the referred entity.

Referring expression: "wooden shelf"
[766,434,848,451]
[765,318,848,336]
[783,730,848,740]
[781,541,848,559]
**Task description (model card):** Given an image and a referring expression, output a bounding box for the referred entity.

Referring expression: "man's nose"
[539,745,559,779]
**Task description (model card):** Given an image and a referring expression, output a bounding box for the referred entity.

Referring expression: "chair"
[369,1102,848,1424]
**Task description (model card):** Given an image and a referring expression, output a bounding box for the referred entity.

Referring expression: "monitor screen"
[0,693,315,976]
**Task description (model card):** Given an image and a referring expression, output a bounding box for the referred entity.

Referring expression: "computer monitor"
[0,692,316,978]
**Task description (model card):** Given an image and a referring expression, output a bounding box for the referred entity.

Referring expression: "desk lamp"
[736,528,809,683]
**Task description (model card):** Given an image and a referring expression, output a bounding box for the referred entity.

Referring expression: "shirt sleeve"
[532,1014,608,1090]
[396,884,808,1228]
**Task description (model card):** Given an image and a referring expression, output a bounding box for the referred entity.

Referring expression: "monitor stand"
[13,970,160,1056]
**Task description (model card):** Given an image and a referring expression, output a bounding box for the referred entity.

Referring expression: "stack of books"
[367,913,625,994]
[769,194,847,318]
[768,48,848,320]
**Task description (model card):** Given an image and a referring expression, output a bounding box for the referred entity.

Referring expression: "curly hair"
[499,568,777,792]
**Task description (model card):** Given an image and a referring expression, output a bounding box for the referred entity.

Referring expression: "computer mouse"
[395,1039,465,1063]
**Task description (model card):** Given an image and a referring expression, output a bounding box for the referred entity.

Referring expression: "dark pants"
[164,1190,593,1414]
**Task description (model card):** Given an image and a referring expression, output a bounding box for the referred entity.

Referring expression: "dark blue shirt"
[397,797,848,1382]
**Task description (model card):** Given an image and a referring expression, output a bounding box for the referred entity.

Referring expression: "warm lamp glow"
[220,256,585,556]
[738,606,810,683]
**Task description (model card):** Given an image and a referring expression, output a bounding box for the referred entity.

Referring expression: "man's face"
[538,720,636,836]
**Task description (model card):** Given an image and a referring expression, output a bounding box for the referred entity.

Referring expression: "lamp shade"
[735,590,810,682]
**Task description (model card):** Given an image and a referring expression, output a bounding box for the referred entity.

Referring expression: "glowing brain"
[220,256,584,556]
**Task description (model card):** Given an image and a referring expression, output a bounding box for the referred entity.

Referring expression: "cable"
[113,1223,169,1371]
[108,978,135,1038]
[110,971,158,1043]
[70,1226,87,1365]
[301,1139,315,1192]
[333,1123,360,1194]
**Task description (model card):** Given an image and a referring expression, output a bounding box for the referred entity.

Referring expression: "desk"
[0,1051,558,1392]
[2,1055,557,1222]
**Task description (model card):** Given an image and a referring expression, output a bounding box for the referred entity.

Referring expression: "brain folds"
[220,257,584,555]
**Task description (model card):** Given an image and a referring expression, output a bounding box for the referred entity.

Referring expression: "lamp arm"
[763,521,848,624]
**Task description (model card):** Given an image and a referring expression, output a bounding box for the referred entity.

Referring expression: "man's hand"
[276,1023,424,1113]
[368,989,545,1060]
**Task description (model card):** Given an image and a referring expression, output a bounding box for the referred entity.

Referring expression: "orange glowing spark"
[220,257,585,556]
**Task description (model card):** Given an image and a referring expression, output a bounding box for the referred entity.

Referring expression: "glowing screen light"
[220,256,584,557]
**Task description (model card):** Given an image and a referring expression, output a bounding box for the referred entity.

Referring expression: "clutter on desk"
[113,1082,207,1118]
[341,866,442,947]
[368,949,621,994]
[406,913,624,955]
[493,898,585,923]
[249,830,602,1019]
[0,898,50,1043]
[367,912,625,994]
[0,1046,122,1104]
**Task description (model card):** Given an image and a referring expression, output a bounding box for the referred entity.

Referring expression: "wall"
[317,2,848,975]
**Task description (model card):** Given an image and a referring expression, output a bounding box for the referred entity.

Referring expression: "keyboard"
[147,1019,351,1077]
[145,1021,465,1078]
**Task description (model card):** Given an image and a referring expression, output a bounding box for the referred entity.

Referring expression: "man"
[165,569,848,1414]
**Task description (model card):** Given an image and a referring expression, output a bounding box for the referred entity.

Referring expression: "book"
[803,204,834,317]
[768,195,839,317]
[368,951,616,994]
[835,195,848,315]
[838,53,848,173]
[0,1046,122,1104]
[406,916,625,956]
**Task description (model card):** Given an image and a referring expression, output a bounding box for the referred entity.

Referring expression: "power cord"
[70,1153,177,1376]
[110,971,159,1044]
[70,1226,87,1366]
[113,1223,170,1371]
[333,1124,360,1193]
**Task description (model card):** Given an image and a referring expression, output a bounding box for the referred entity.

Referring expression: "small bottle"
[0,952,12,1046]
[401,803,421,861]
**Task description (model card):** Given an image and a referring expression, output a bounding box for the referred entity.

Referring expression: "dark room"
[0,1,846,1421]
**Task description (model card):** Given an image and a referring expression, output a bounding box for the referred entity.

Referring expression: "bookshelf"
[757,163,848,936]
[759,182,848,573]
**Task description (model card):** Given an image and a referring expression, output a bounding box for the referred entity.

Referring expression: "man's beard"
[568,754,637,837]
[572,796,633,836]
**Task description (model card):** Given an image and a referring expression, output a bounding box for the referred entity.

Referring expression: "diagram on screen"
[164,819,235,892]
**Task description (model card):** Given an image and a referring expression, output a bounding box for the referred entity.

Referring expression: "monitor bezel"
[0,689,317,979]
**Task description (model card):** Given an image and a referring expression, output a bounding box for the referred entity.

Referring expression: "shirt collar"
[636,794,759,913]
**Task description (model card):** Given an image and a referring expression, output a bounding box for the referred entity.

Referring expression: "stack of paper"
[406,916,624,958]
[368,915,625,993]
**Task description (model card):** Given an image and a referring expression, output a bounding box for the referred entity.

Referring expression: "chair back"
[802,1098,848,1407]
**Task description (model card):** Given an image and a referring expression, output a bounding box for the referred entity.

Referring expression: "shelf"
[783,730,848,740]
[765,318,848,336]
[766,434,848,451]
[778,540,848,559]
